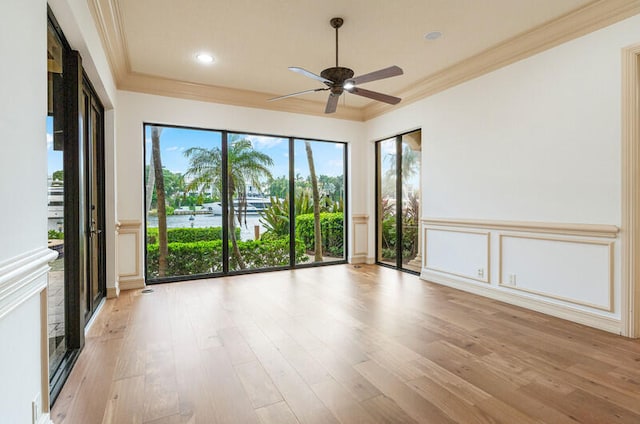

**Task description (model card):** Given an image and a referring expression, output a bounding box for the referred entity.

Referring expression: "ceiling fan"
[268,17,403,114]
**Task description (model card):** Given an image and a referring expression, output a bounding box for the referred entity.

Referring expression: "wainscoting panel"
[351,214,369,264]
[421,218,621,334]
[499,234,613,311]
[116,220,144,290]
[424,227,490,283]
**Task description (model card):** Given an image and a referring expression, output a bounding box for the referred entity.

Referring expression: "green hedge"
[146,226,239,244]
[295,212,344,257]
[48,230,64,240]
[147,236,307,278]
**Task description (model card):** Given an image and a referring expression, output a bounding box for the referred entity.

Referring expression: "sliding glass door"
[47,9,106,404]
[144,125,347,282]
[376,130,421,273]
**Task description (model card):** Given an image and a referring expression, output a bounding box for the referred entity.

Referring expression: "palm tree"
[305,141,323,262]
[150,126,168,276]
[184,135,273,269]
[383,144,420,198]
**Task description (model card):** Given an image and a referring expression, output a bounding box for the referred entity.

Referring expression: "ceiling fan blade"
[347,65,403,85]
[325,93,340,113]
[268,88,329,102]
[348,87,401,105]
[289,67,333,84]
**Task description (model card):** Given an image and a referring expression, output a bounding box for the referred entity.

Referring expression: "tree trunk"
[228,177,246,269]
[145,157,155,213]
[151,127,168,276]
[305,141,322,262]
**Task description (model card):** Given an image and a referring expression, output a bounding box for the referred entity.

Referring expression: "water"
[147,214,266,241]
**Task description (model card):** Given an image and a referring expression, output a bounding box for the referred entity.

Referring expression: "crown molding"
[364,0,640,120]
[119,71,365,121]
[89,0,640,122]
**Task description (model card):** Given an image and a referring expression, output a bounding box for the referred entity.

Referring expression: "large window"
[144,125,347,282]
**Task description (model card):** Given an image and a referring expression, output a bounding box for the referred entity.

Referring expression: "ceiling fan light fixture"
[195,53,215,64]
[271,17,403,113]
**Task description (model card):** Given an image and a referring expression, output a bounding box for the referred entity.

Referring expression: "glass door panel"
[377,138,397,266]
[227,133,289,272]
[84,86,105,319]
[145,125,224,280]
[294,139,346,265]
[400,132,421,272]
[376,130,421,273]
[47,22,66,375]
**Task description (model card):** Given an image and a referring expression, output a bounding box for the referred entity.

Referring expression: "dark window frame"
[142,122,349,284]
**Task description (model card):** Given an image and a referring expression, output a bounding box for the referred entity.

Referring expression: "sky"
[143,126,346,179]
[47,122,346,180]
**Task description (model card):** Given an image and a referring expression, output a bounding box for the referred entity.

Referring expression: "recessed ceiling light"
[424,31,443,41]
[196,53,215,64]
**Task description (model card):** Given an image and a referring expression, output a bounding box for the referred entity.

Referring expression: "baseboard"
[118,278,145,291]
[39,412,53,424]
[106,283,120,298]
[349,255,367,264]
[420,269,623,335]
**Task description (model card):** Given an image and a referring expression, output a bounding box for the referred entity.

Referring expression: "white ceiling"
[95,0,602,114]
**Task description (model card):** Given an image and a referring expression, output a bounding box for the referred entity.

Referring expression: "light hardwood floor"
[51,264,640,424]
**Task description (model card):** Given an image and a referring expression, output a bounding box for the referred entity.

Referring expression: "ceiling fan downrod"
[330,17,343,67]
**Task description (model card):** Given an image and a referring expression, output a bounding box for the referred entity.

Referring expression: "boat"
[203,196,272,216]
[48,183,64,219]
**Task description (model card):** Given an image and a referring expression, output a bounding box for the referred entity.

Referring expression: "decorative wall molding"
[350,214,369,264]
[421,269,623,335]
[422,218,619,238]
[498,234,614,312]
[621,43,640,338]
[116,220,143,290]
[0,248,58,321]
[89,0,640,122]
[423,227,491,284]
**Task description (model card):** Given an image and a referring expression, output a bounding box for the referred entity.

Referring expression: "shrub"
[146,236,307,278]
[48,229,64,239]
[295,212,344,257]
[146,226,239,244]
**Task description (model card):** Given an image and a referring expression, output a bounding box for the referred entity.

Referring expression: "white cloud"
[46,133,53,150]
[247,135,286,149]
[166,146,179,151]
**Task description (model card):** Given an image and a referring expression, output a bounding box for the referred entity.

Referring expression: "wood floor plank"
[311,378,378,424]
[360,395,418,424]
[201,346,261,424]
[255,401,301,424]
[355,360,456,424]
[51,265,640,424]
[101,375,145,424]
[234,360,283,409]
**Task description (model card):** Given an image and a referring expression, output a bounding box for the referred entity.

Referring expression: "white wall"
[366,14,640,334]
[115,91,366,284]
[0,0,50,422]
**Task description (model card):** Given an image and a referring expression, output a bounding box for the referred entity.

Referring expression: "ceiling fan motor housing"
[321,67,354,87]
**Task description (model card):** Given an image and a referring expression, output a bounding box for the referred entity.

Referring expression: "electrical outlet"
[32,392,41,424]
[508,274,517,285]
[477,268,484,278]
